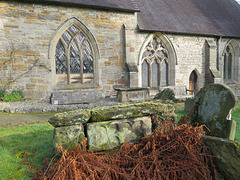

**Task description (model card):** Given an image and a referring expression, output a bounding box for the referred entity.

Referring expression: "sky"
[236,0,240,4]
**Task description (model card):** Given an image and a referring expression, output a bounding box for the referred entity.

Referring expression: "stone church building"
[0,0,240,103]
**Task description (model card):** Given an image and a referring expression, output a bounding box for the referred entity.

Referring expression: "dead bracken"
[39,118,219,180]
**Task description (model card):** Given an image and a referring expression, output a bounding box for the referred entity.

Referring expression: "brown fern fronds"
[40,119,219,180]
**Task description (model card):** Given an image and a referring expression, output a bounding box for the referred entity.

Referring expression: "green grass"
[0,122,54,180]
[0,105,239,179]
[176,109,187,122]
[232,105,240,142]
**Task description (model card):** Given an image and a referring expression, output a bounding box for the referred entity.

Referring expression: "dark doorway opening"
[189,71,197,95]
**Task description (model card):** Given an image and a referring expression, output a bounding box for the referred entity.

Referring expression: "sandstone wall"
[0,1,136,99]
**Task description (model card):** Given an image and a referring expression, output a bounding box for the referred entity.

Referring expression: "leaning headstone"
[154,88,176,101]
[191,83,237,139]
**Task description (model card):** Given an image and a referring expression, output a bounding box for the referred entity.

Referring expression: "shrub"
[1,90,24,102]
[12,90,24,98]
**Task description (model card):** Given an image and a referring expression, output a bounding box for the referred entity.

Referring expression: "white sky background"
[236,0,240,4]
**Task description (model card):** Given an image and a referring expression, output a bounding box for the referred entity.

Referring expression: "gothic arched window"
[55,25,94,84]
[141,36,169,88]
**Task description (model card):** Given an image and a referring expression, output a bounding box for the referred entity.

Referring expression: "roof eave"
[14,0,140,13]
[138,27,240,39]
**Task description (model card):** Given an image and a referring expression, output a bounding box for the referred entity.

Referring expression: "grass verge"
[232,105,240,142]
[0,122,54,180]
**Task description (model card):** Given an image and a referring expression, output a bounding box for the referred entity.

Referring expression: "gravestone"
[154,88,176,101]
[184,98,194,113]
[191,83,237,140]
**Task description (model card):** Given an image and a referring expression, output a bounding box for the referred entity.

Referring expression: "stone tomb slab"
[191,83,237,139]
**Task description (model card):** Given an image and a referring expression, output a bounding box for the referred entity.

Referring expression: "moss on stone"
[90,111,111,122]
[89,100,176,123]
[49,109,91,127]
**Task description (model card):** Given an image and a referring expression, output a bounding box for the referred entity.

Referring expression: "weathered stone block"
[49,109,91,127]
[26,83,36,89]
[104,61,111,66]
[54,124,85,150]
[36,84,48,91]
[12,64,28,71]
[86,116,152,151]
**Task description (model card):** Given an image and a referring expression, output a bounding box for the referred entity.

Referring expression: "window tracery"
[141,36,169,87]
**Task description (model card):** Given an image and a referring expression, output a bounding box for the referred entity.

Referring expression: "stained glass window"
[55,25,94,84]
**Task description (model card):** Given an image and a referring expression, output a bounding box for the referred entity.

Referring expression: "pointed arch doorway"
[189,70,198,95]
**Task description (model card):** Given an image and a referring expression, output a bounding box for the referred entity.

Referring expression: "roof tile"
[137,0,240,38]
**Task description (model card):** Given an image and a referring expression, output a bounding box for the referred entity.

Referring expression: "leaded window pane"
[70,42,80,74]
[161,60,168,86]
[228,53,232,79]
[152,60,159,87]
[68,25,79,36]
[76,33,85,47]
[56,40,67,74]
[142,60,149,87]
[223,45,233,80]
[142,50,152,58]
[223,54,227,79]
[152,37,158,50]
[61,31,72,47]
[83,41,93,73]
[226,46,230,53]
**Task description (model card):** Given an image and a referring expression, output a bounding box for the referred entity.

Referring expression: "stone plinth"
[50,90,100,105]
[115,87,150,103]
